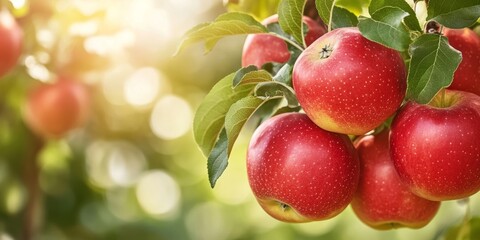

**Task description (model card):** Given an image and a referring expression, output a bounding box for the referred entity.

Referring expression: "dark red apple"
[242,14,326,68]
[247,113,359,222]
[293,27,406,135]
[444,28,480,96]
[24,78,90,138]
[0,9,22,78]
[390,89,480,201]
[351,130,440,230]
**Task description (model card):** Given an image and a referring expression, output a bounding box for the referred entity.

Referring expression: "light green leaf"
[193,73,254,157]
[332,6,358,29]
[225,96,270,155]
[176,12,267,55]
[225,0,281,20]
[315,0,335,27]
[272,105,302,116]
[427,0,480,28]
[369,0,422,31]
[273,63,293,85]
[207,129,228,188]
[278,0,307,48]
[336,0,370,15]
[358,6,411,51]
[255,81,299,107]
[406,34,462,104]
[233,66,273,87]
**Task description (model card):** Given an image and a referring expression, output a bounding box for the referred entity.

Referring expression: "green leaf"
[225,0,282,20]
[315,0,335,27]
[406,34,462,104]
[337,0,370,15]
[278,0,307,48]
[358,6,411,51]
[273,63,293,85]
[233,66,273,87]
[255,81,299,107]
[193,73,255,157]
[427,0,480,28]
[176,12,267,55]
[272,105,302,116]
[369,0,422,31]
[207,128,228,188]
[225,96,270,155]
[332,6,358,29]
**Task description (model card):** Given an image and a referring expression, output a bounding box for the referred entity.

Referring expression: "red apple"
[444,28,480,96]
[390,90,480,201]
[351,130,440,230]
[293,27,406,135]
[24,78,90,138]
[0,9,22,78]
[247,113,359,222]
[242,14,326,68]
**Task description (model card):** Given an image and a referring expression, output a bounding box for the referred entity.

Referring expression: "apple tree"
[179,0,480,235]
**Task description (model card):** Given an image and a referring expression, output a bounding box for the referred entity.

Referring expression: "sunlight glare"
[150,95,192,140]
[136,170,180,216]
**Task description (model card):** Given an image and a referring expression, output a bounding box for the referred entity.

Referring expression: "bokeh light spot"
[135,170,180,217]
[150,95,192,140]
[86,141,146,188]
[124,67,161,107]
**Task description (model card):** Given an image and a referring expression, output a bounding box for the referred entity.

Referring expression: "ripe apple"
[351,130,440,230]
[390,89,480,201]
[292,27,406,135]
[24,78,90,138]
[247,113,359,222]
[444,28,480,96]
[0,9,22,78]
[242,14,326,68]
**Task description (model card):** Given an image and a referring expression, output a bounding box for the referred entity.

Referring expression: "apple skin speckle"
[390,90,480,201]
[293,27,406,135]
[247,113,359,222]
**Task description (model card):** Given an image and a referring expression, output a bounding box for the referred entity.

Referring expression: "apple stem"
[328,0,337,32]
[440,88,446,107]
[270,33,304,51]
[456,198,471,240]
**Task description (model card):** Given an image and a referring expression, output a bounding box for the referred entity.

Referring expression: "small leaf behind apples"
[272,105,302,116]
[427,0,480,28]
[337,0,370,15]
[278,0,307,47]
[225,0,281,20]
[406,34,462,104]
[358,6,411,51]
[273,63,293,85]
[255,81,299,107]
[369,0,422,31]
[207,128,228,188]
[225,96,272,155]
[176,12,267,55]
[315,0,335,27]
[233,66,273,87]
[193,73,254,157]
[331,6,358,29]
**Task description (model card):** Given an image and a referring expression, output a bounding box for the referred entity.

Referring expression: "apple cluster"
[243,15,480,229]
